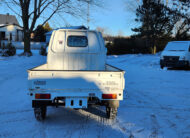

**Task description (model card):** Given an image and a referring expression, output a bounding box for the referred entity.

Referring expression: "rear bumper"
[32,97,88,108]
[32,97,119,108]
[160,59,189,68]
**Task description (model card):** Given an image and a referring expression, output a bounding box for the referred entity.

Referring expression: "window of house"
[0,32,5,40]
[10,33,12,41]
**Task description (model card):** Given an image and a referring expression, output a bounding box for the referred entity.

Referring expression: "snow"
[164,41,190,51]
[0,50,190,137]
[1,40,46,50]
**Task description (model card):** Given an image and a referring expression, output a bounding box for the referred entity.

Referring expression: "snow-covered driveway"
[0,51,190,138]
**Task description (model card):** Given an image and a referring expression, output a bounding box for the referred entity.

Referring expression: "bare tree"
[117,30,124,37]
[125,0,141,13]
[96,26,112,37]
[3,0,98,56]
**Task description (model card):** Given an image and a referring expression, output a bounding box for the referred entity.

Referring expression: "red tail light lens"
[35,94,51,99]
[102,94,117,99]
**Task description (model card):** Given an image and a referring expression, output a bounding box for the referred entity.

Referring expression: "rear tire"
[106,107,117,119]
[34,107,47,121]
[187,61,189,68]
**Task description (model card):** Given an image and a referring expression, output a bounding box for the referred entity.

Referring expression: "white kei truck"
[28,28,125,121]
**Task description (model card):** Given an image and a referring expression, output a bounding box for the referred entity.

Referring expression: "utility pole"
[87,0,90,29]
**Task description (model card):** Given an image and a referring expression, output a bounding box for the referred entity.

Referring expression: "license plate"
[65,97,87,108]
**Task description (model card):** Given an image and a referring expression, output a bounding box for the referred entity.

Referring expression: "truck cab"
[160,41,190,69]
[47,29,107,70]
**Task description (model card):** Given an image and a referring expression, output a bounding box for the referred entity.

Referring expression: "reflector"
[35,94,51,99]
[102,94,117,99]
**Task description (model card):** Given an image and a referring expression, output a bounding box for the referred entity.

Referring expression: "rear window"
[67,36,88,47]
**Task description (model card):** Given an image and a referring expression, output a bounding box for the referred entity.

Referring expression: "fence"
[0,40,46,50]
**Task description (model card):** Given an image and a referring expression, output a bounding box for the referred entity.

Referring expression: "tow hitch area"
[65,97,88,108]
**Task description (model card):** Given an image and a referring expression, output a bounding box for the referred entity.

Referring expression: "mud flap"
[107,100,120,108]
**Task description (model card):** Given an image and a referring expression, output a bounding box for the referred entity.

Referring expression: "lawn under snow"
[0,50,190,138]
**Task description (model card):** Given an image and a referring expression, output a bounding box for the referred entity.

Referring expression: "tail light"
[35,93,51,99]
[102,94,117,99]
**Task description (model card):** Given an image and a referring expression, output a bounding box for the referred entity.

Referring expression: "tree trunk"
[152,38,157,54]
[24,32,31,52]
[21,31,32,56]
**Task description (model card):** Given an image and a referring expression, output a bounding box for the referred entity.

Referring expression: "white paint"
[47,29,107,70]
[28,64,125,101]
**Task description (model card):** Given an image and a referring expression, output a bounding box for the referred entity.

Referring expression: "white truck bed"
[28,64,125,101]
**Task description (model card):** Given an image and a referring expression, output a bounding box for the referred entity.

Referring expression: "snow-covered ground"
[0,50,190,138]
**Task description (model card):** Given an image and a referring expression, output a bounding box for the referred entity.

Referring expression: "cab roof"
[45,26,87,35]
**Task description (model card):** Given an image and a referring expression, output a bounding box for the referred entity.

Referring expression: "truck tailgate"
[28,64,125,100]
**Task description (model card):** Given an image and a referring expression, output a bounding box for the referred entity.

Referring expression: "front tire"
[34,107,47,121]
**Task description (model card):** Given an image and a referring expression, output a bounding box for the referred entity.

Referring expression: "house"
[0,14,46,50]
[45,26,87,43]
[0,14,23,42]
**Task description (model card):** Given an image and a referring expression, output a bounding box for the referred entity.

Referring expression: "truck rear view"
[28,28,125,121]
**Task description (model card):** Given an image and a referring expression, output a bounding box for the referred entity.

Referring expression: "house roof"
[45,25,87,35]
[0,14,19,26]
[0,24,23,30]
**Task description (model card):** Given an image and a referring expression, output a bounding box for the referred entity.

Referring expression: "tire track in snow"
[149,114,161,138]
[0,129,36,138]
[114,119,134,138]
[76,106,128,137]
[124,105,190,112]
[0,109,32,116]
[132,88,184,137]
[78,114,90,137]
[79,106,109,138]
[0,117,33,125]
[96,116,106,138]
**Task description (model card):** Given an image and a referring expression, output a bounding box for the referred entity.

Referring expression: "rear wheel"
[187,61,189,68]
[34,107,47,121]
[106,107,117,119]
